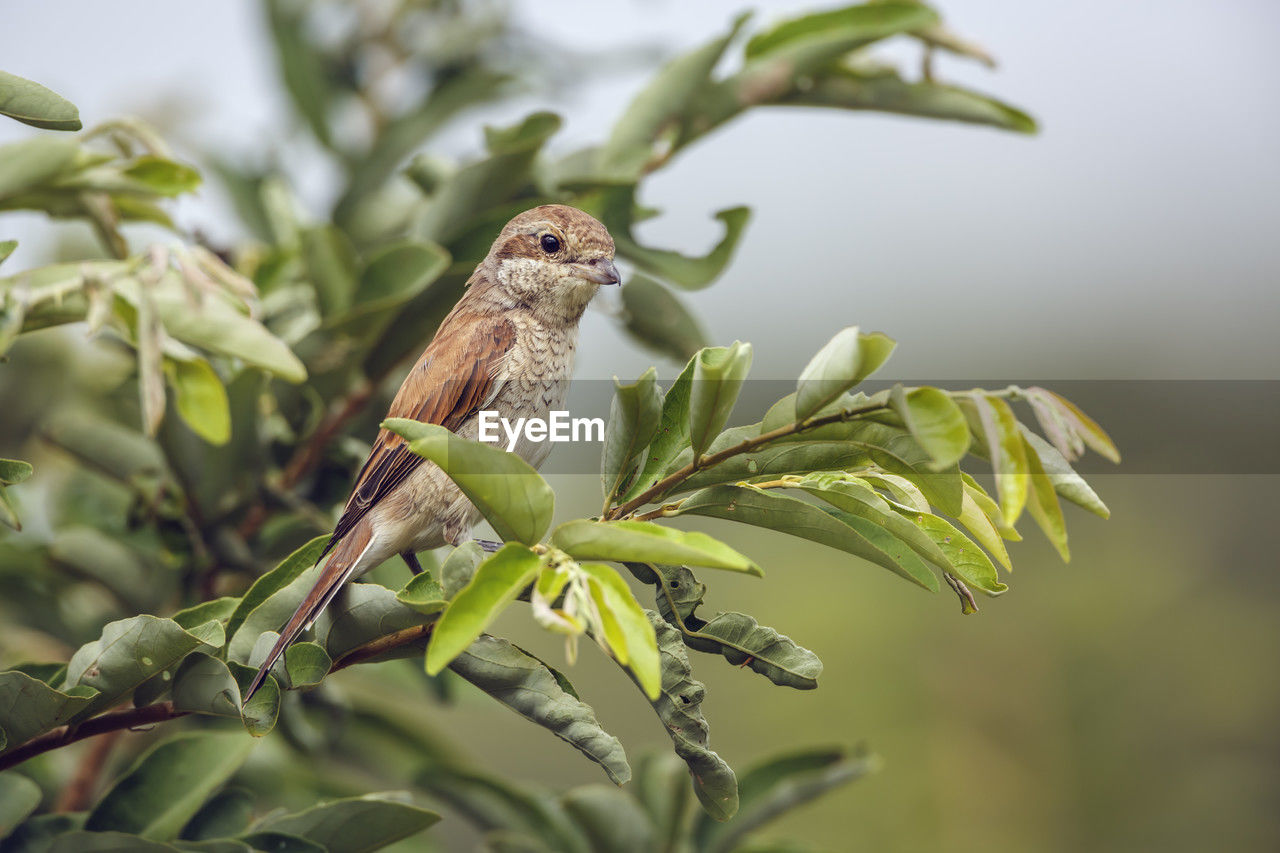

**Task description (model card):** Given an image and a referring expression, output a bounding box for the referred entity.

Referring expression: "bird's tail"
[243,520,374,701]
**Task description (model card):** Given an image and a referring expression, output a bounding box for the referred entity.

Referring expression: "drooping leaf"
[85,732,254,841]
[689,341,753,458]
[885,503,1007,595]
[635,563,822,690]
[630,752,692,853]
[618,276,708,364]
[450,635,631,784]
[440,541,486,598]
[560,785,656,853]
[677,485,939,591]
[249,793,440,853]
[551,520,761,575]
[955,486,1012,571]
[426,544,541,675]
[226,662,280,737]
[890,385,969,469]
[0,70,81,131]
[1019,428,1110,519]
[1026,387,1120,463]
[744,2,937,62]
[1021,433,1070,562]
[180,788,255,842]
[601,367,663,507]
[795,327,895,421]
[636,612,738,821]
[579,563,661,699]
[385,418,555,545]
[967,393,1029,525]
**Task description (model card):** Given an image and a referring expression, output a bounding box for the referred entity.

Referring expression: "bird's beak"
[578,258,621,286]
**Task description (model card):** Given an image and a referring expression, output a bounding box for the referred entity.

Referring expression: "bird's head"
[481,204,619,322]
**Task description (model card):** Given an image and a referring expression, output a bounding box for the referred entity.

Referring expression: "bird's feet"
[473,538,503,553]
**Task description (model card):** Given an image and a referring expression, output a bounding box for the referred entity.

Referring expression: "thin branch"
[0,622,437,772]
[606,400,891,520]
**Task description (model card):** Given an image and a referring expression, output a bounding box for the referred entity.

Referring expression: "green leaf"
[1020,432,1070,561]
[599,14,749,178]
[601,367,663,506]
[956,486,1012,571]
[264,0,334,146]
[0,70,81,131]
[396,571,448,616]
[85,732,253,841]
[0,671,95,754]
[783,66,1037,134]
[621,355,698,502]
[385,418,555,545]
[744,2,937,61]
[677,485,939,591]
[168,359,231,446]
[250,793,440,853]
[284,643,331,689]
[636,563,822,690]
[886,504,1007,595]
[580,563,661,699]
[0,240,15,267]
[426,544,541,675]
[618,275,708,364]
[3,813,84,850]
[172,597,239,631]
[1019,428,1109,519]
[171,654,239,718]
[551,519,761,575]
[0,771,42,838]
[795,327,895,421]
[638,612,738,821]
[63,616,207,717]
[440,541,486,598]
[890,385,969,469]
[226,663,280,737]
[693,746,878,853]
[450,635,631,784]
[630,752,692,853]
[967,393,1029,526]
[224,535,326,644]
[689,341,753,458]
[345,240,450,322]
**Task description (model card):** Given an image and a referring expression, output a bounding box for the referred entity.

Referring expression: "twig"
[606,399,891,520]
[0,621,438,771]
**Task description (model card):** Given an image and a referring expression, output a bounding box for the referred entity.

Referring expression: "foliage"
[0,2,1096,850]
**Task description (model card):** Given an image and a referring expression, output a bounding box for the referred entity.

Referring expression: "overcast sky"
[2,1,1277,381]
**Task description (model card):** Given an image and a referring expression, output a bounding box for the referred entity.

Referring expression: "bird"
[245,204,619,699]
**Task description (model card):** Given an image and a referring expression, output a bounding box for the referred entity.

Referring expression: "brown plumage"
[246,205,618,699]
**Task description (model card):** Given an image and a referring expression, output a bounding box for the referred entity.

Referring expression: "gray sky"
[2,0,1277,380]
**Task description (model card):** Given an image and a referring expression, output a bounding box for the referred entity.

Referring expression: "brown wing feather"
[320,312,516,557]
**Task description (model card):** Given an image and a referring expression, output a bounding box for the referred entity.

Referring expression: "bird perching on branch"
[247,204,620,698]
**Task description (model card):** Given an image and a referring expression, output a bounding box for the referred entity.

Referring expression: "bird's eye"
[540,234,561,254]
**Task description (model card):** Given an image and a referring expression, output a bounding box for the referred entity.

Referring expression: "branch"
[606,399,891,520]
[0,622,437,772]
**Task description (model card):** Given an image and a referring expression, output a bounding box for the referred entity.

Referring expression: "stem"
[0,622,437,772]
[606,400,891,520]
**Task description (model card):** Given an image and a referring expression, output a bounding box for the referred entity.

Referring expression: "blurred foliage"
[0,2,1123,850]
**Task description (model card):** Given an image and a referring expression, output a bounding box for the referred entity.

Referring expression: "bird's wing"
[320,314,517,558]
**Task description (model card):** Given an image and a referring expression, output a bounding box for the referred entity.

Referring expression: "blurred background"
[2,1,1278,851]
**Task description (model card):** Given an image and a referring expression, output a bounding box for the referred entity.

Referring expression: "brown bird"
[246,204,618,698]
